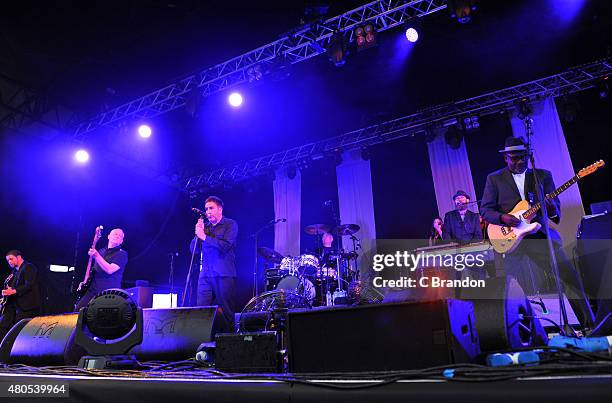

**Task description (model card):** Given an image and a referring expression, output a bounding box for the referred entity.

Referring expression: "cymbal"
[304,224,331,235]
[257,247,284,263]
[333,224,360,236]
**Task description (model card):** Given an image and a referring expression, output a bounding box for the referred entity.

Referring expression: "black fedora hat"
[498,136,528,153]
[452,190,470,200]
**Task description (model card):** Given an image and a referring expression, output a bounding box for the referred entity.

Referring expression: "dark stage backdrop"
[370,135,437,240]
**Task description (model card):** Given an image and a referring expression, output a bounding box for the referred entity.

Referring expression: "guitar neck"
[523,174,580,219]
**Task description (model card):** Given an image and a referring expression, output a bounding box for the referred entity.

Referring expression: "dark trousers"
[197,274,236,331]
[0,303,39,345]
[503,233,595,328]
[74,287,99,312]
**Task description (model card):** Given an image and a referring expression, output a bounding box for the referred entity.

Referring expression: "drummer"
[320,232,335,265]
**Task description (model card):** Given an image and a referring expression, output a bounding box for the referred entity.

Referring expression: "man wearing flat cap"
[480,136,594,329]
[442,190,483,244]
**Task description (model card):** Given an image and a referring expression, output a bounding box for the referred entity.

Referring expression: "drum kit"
[259,223,362,307]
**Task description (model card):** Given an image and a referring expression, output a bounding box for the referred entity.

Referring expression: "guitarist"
[480,136,594,329]
[75,228,128,311]
[0,250,41,343]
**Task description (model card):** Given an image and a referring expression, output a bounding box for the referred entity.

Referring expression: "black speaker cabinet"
[215,331,280,373]
[1,314,85,366]
[288,299,480,373]
[0,306,221,365]
[461,276,548,352]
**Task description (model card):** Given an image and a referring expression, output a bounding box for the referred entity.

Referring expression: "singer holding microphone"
[442,190,483,244]
[190,196,238,330]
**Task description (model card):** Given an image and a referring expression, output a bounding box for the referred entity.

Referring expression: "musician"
[191,196,238,330]
[75,228,128,311]
[480,136,594,328]
[428,217,444,246]
[442,191,483,244]
[0,250,41,342]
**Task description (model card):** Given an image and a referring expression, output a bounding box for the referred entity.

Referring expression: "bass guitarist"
[480,136,594,330]
[75,228,128,311]
[0,250,41,343]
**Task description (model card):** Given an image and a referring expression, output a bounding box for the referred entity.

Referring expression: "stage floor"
[0,369,611,403]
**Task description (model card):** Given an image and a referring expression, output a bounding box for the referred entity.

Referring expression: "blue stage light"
[138,124,152,138]
[75,149,90,163]
[228,92,243,107]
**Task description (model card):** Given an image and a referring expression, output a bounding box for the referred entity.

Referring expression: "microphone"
[269,218,287,224]
[192,207,205,216]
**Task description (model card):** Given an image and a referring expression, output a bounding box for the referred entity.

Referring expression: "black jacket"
[6,261,41,311]
[481,167,560,229]
[190,216,238,277]
[442,210,483,244]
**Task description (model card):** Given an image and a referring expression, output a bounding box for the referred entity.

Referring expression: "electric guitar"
[0,273,14,316]
[488,160,605,254]
[74,225,103,304]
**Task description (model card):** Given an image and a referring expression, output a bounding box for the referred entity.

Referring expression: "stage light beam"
[75,149,90,163]
[228,92,243,107]
[138,124,152,138]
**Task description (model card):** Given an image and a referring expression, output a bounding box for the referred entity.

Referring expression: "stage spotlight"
[448,0,477,24]
[75,149,90,163]
[138,124,152,138]
[327,32,346,66]
[516,99,532,120]
[445,125,464,150]
[75,289,143,370]
[228,92,243,107]
[405,27,419,43]
[355,24,377,51]
[598,76,609,99]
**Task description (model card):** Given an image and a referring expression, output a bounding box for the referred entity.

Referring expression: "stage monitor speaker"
[0,307,221,365]
[461,277,548,352]
[128,306,221,361]
[1,314,85,366]
[288,299,480,373]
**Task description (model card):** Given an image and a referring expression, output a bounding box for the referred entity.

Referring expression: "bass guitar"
[0,273,14,316]
[488,160,605,254]
[74,225,103,304]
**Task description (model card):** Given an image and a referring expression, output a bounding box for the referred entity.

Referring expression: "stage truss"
[183,58,612,191]
[72,0,448,140]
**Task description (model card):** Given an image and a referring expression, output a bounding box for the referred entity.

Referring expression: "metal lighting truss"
[72,0,448,140]
[183,58,612,190]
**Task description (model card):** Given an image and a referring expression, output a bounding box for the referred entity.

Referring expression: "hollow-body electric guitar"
[488,160,605,254]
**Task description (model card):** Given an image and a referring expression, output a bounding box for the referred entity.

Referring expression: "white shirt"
[512,170,527,201]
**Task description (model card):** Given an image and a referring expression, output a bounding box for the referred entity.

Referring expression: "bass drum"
[276,276,316,305]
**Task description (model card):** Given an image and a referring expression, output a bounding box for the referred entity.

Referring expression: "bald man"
[75,228,128,311]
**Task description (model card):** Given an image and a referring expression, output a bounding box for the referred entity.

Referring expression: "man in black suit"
[442,190,483,244]
[191,196,238,330]
[481,136,594,329]
[0,250,41,342]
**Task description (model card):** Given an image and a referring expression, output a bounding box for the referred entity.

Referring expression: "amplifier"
[215,331,281,373]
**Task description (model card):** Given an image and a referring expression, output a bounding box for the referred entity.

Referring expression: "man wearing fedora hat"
[480,136,594,329]
[442,190,483,244]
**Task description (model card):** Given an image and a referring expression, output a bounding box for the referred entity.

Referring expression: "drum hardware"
[257,247,284,265]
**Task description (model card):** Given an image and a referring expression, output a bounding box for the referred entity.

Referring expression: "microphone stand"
[524,117,573,336]
[168,252,177,307]
[181,213,209,307]
[249,219,282,299]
